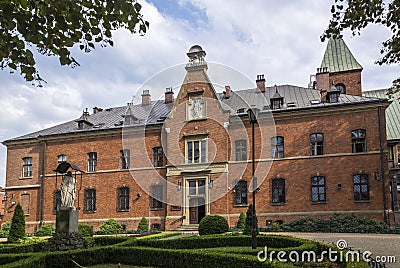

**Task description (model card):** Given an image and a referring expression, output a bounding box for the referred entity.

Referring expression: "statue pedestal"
[56,208,78,234]
[44,208,87,251]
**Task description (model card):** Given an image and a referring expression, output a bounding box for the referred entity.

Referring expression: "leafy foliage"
[264,213,388,233]
[0,222,11,238]
[34,225,55,237]
[8,204,26,243]
[243,204,258,235]
[0,0,149,84]
[78,223,94,237]
[236,212,246,229]
[198,215,229,235]
[322,0,400,94]
[137,217,148,232]
[99,218,123,235]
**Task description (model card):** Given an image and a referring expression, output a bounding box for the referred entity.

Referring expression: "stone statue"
[60,171,76,209]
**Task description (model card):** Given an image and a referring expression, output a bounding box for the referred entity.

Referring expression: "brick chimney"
[165,87,174,104]
[256,74,266,93]
[92,107,103,114]
[142,90,151,106]
[224,85,231,99]
[316,67,330,91]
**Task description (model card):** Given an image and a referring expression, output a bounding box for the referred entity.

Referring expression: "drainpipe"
[39,139,46,228]
[378,106,388,224]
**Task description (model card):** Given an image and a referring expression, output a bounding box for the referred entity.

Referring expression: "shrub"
[8,203,26,243]
[236,212,246,229]
[0,222,11,238]
[34,225,55,237]
[79,223,94,237]
[243,204,258,235]
[198,215,229,235]
[99,219,122,235]
[137,217,148,232]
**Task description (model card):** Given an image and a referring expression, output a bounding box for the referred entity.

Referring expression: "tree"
[137,217,148,232]
[243,204,258,235]
[8,203,26,243]
[236,212,246,229]
[0,0,149,84]
[322,0,400,96]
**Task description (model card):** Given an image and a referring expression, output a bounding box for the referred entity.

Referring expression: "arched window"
[335,83,346,94]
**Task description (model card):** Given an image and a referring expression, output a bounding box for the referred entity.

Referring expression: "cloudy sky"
[0,0,399,186]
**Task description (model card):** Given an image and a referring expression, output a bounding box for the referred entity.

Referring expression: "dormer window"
[78,122,84,129]
[326,82,341,103]
[75,109,93,129]
[270,86,283,110]
[336,83,346,94]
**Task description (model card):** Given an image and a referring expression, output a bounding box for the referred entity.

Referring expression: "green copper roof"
[363,90,400,142]
[320,38,363,73]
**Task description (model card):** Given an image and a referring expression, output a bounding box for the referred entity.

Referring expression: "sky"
[0,0,399,187]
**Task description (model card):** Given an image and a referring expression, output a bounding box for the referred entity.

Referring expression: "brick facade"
[2,45,392,233]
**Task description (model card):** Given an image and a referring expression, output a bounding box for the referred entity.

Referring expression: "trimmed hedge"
[198,215,229,235]
[0,241,46,254]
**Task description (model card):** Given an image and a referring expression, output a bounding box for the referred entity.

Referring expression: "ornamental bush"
[79,223,94,237]
[99,219,122,235]
[236,212,246,229]
[137,217,148,232]
[198,215,229,235]
[8,203,26,243]
[34,225,55,236]
[0,222,11,238]
[243,204,258,235]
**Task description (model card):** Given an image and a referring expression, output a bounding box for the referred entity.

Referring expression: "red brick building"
[2,40,392,233]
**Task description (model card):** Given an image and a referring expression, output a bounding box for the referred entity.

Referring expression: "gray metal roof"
[4,85,385,143]
[363,89,400,141]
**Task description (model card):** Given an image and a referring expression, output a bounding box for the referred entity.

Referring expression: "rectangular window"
[151,185,163,209]
[57,154,67,164]
[272,178,285,203]
[120,149,130,169]
[21,194,30,215]
[235,140,247,161]
[271,136,284,159]
[310,133,324,156]
[352,129,366,153]
[54,190,61,213]
[88,152,97,172]
[311,176,326,202]
[354,174,370,201]
[117,187,130,211]
[187,140,207,163]
[153,147,164,167]
[188,180,206,196]
[235,180,248,205]
[84,189,96,212]
[22,157,32,177]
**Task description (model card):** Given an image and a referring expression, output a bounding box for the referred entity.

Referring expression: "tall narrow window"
[120,149,130,169]
[235,180,248,205]
[88,152,97,172]
[310,133,324,156]
[117,187,130,211]
[57,154,67,164]
[271,136,284,158]
[21,194,30,215]
[352,129,366,153]
[187,140,207,163]
[272,178,285,203]
[235,140,247,161]
[84,189,96,212]
[150,185,163,209]
[153,147,164,167]
[353,174,370,201]
[22,157,32,177]
[311,176,326,202]
[54,190,61,212]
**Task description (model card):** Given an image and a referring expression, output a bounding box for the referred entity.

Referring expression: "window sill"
[150,207,163,211]
[234,204,248,207]
[311,201,327,204]
[271,202,286,206]
[83,211,96,214]
[19,176,32,180]
[354,200,371,203]
[117,209,130,212]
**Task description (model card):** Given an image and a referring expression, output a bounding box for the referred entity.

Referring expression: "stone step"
[175,224,199,231]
